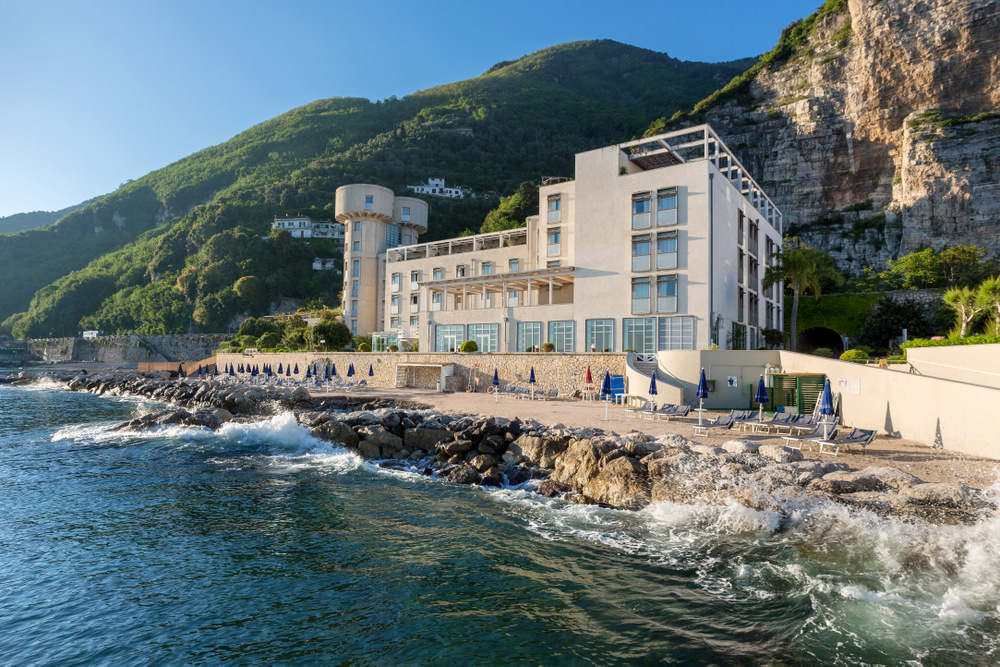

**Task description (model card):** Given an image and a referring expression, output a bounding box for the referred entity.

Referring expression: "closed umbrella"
[348,363,355,378]
[585,365,593,386]
[754,374,769,422]
[648,373,658,397]
[601,371,612,421]
[819,377,835,438]
[529,366,536,400]
[368,364,374,377]
[293,363,299,375]
[696,368,708,425]
[324,364,330,381]
[492,367,500,403]
[277,362,283,375]
[306,366,312,379]
[285,365,291,377]
[177,363,184,377]
[331,363,338,377]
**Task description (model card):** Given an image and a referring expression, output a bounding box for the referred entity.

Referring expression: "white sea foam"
[215,412,361,471]
[17,377,69,392]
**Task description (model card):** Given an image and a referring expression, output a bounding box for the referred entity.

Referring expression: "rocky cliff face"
[697,0,1000,273]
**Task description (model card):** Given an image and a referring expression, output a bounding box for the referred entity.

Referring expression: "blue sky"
[0,0,822,219]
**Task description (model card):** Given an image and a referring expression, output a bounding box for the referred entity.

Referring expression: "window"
[766,302,774,330]
[410,293,419,313]
[586,319,614,352]
[507,290,519,307]
[468,323,499,353]
[517,322,542,352]
[409,315,419,329]
[623,317,656,353]
[548,320,575,353]
[435,324,465,352]
[456,265,467,278]
[738,288,745,323]
[481,261,492,275]
[547,229,561,256]
[738,250,745,284]
[632,235,651,272]
[350,300,358,317]
[547,260,561,268]
[656,232,677,270]
[547,196,561,223]
[748,258,759,291]
[738,210,745,246]
[631,277,651,314]
[364,195,374,211]
[353,221,361,232]
[509,258,519,273]
[433,267,443,280]
[731,322,747,350]
[390,294,399,314]
[390,317,399,329]
[658,316,695,350]
[431,291,442,311]
[410,270,420,288]
[749,293,759,327]
[351,320,357,335]
[353,240,360,251]
[391,273,401,292]
[657,275,678,312]
[632,193,651,229]
[656,188,677,226]
[748,221,759,256]
[352,260,360,277]
[386,223,401,249]
[401,206,411,222]
[351,280,359,298]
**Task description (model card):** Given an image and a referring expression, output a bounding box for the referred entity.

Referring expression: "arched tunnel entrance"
[798,327,845,354]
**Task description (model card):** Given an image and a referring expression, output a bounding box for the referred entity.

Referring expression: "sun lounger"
[625,400,655,419]
[816,428,877,456]
[649,404,691,421]
[691,412,736,437]
[750,412,795,434]
[782,424,838,451]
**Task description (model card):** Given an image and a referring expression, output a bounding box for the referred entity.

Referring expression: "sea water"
[1,380,999,664]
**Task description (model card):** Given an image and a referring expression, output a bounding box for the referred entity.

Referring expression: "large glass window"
[481,261,492,275]
[508,258,519,273]
[623,317,656,353]
[352,240,360,251]
[738,288,745,323]
[547,229,561,257]
[350,300,358,317]
[657,275,677,313]
[631,193,651,229]
[386,223,401,249]
[435,324,465,352]
[364,195,374,211]
[517,321,542,352]
[738,250,745,284]
[738,210,745,246]
[401,206,411,222]
[468,323,499,353]
[456,265,466,278]
[631,277,651,314]
[409,315,419,330]
[631,235,651,272]
[353,221,361,232]
[352,260,360,277]
[748,221,759,256]
[586,319,614,353]
[410,270,420,289]
[351,280,359,298]
[547,196,561,223]
[658,316,695,350]
[547,320,575,353]
[656,188,677,226]
[390,316,399,329]
[433,267,443,280]
[656,232,677,270]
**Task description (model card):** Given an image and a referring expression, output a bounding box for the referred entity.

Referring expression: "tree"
[309,319,351,350]
[762,245,843,351]
[975,277,1000,336]
[856,296,948,352]
[943,287,983,337]
[233,275,270,313]
[480,181,539,233]
[939,245,994,288]
[886,248,941,289]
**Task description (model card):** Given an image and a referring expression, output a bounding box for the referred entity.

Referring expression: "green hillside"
[0,200,92,235]
[2,40,755,338]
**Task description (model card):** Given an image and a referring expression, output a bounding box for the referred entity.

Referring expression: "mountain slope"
[3,40,755,337]
[0,200,92,235]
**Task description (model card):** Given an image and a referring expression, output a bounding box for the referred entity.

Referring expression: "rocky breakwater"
[303,410,995,526]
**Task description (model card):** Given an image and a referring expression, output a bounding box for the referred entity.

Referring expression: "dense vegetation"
[2,40,755,338]
[0,200,91,235]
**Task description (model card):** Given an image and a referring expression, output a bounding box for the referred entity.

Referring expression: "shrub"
[387,344,398,352]
[813,347,834,357]
[540,341,556,352]
[257,332,280,348]
[840,349,868,361]
[458,340,479,352]
[357,342,372,352]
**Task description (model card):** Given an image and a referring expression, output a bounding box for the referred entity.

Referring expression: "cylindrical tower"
[335,185,428,337]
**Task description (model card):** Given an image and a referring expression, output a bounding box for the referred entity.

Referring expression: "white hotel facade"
[336,125,783,354]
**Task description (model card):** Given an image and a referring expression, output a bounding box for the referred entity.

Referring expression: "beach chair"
[752,412,795,434]
[663,404,692,420]
[816,428,877,456]
[691,412,736,437]
[641,403,669,419]
[782,424,838,451]
[625,400,654,419]
[733,410,761,432]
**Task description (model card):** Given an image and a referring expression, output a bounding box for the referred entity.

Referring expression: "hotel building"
[336,125,783,353]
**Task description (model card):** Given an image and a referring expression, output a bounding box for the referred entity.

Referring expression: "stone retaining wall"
[28,334,228,364]
[215,351,627,393]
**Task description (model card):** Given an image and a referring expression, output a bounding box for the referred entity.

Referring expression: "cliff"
[659,0,1000,272]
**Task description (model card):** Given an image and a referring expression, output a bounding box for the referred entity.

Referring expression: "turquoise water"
[2,381,999,664]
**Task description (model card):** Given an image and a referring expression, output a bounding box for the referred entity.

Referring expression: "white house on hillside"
[407,178,473,199]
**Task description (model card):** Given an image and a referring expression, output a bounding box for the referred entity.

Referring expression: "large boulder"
[445,464,480,485]
[900,483,984,508]
[582,456,651,510]
[551,438,618,489]
[404,427,453,452]
[469,454,497,473]
[312,420,360,449]
[758,444,804,463]
[722,440,759,455]
[440,439,474,458]
[853,466,923,490]
[507,433,569,469]
[357,425,404,457]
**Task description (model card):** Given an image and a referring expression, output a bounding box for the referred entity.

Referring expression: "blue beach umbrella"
[277,362,283,375]
[331,363,338,377]
[754,374,769,421]
[601,371,612,421]
[368,364,374,377]
[228,364,235,377]
[347,363,355,378]
[696,368,708,425]
[819,377,835,438]
[213,365,218,377]
[324,364,330,381]
[529,366,536,399]
[293,363,299,375]
[285,365,291,377]
[177,363,184,377]
[648,373,658,396]
[492,367,500,403]
[306,366,312,379]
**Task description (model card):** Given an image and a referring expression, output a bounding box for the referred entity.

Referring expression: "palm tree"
[946,286,983,337]
[975,277,1000,336]
[762,246,843,351]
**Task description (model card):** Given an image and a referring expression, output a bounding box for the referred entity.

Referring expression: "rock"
[834,492,913,515]
[690,444,727,457]
[381,411,402,429]
[404,427,453,452]
[469,454,496,473]
[357,425,404,456]
[507,433,570,469]
[582,456,651,510]
[446,464,480,485]
[504,465,532,486]
[480,466,504,487]
[441,439,474,457]
[854,466,923,490]
[501,452,523,465]
[312,420,360,449]
[536,480,573,498]
[758,444,804,463]
[358,441,382,459]
[722,440,759,455]
[598,448,629,468]
[900,483,984,509]
[551,438,617,488]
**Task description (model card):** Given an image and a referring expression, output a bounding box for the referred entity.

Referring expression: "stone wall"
[28,334,228,364]
[215,351,627,393]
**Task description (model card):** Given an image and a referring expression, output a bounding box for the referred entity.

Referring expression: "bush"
[387,344,398,352]
[458,340,479,352]
[813,347,834,357]
[540,341,556,352]
[257,332,280,348]
[357,342,372,352]
[840,349,869,361]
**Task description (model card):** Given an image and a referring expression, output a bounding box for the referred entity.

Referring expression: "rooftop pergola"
[420,265,574,310]
[387,228,528,262]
